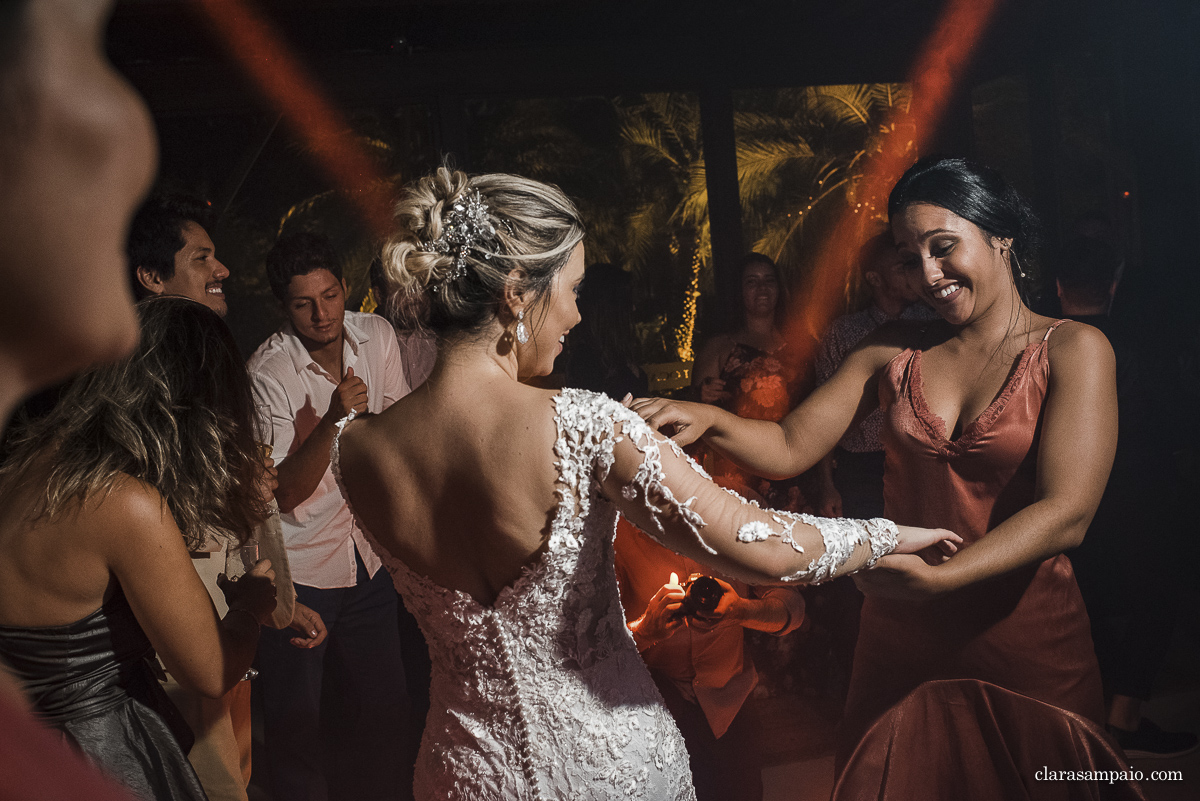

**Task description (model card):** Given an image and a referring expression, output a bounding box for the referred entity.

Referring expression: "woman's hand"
[627,397,715,446]
[854,553,951,601]
[288,602,328,649]
[219,559,277,625]
[894,525,961,560]
[629,575,686,648]
[698,377,732,405]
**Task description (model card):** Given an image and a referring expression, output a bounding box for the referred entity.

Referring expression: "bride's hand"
[627,397,713,446]
[894,526,961,561]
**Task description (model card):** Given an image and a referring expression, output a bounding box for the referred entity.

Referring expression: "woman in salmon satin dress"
[633,157,1124,781]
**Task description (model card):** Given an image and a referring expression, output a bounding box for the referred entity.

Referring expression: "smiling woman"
[689,252,804,511]
[889,155,1040,326]
[630,156,1134,793]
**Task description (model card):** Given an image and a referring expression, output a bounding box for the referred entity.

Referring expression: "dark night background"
[105,0,1200,364]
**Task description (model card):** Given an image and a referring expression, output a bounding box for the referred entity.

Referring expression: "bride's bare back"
[337,370,565,606]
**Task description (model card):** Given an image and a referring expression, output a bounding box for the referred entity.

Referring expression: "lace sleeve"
[598,401,898,585]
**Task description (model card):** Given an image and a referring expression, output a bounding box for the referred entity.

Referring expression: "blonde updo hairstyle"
[383,167,585,339]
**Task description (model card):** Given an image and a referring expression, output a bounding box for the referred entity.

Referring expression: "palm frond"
[619,118,681,168]
[814,84,875,125]
[736,138,817,206]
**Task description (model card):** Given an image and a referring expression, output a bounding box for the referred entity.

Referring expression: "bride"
[334,167,959,800]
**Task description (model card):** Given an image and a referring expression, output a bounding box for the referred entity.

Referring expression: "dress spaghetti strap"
[1042,319,1070,342]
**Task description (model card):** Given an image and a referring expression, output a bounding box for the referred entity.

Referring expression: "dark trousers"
[257,548,411,801]
[651,670,764,801]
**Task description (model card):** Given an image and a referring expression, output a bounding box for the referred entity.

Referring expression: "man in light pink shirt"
[248,232,412,801]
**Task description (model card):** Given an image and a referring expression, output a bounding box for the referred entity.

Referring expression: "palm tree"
[734,83,913,309]
[617,93,709,361]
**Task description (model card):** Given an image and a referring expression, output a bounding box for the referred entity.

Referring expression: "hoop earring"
[515,310,529,344]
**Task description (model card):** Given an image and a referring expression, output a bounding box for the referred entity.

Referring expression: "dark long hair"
[888,156,1042,294]
[0,297,266,548]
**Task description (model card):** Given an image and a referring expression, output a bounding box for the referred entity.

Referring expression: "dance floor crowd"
[1,3,1196,801]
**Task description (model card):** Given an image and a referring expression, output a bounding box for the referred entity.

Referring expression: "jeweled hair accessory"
[419,190,499,289]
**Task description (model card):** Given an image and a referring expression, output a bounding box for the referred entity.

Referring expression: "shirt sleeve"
[750,585,805,635]
[250,370,295,466]
[814,322,843,386]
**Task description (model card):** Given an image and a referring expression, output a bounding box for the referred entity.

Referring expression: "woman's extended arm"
[100,477,277,698]
[598,407,959,587]
[633,329,905,479]
[857,324,1118,599]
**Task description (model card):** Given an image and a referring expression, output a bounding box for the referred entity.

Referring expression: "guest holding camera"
[616,519,804,801]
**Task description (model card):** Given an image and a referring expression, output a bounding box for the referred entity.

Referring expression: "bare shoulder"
[91,474,167,523]
[87,474,178,547]
[1047,319,1116,372]
[336,407,402,479]
[338,407,379,449]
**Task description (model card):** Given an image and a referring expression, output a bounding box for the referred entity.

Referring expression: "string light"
[674,249,703,362]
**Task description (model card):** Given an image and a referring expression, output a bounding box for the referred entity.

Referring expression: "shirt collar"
[280,313,372,379]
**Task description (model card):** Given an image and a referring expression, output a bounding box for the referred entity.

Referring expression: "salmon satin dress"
[838,320,1105,766]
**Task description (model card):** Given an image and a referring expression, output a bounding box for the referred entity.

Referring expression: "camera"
[678,574,726,618]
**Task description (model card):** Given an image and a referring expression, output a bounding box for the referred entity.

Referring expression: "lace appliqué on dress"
[591,402,717,558]
[600,400,900,584]
[735,513,899,582]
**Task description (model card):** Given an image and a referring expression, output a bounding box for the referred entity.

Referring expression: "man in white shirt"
[248,232,411,801]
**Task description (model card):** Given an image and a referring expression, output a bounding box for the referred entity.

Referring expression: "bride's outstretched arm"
[596,412,959,587]
[631,331,903,480]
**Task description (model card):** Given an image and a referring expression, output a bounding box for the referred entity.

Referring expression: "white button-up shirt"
[248,311,409,588]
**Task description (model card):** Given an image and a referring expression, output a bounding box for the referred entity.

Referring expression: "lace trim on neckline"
[902,321,1065,453]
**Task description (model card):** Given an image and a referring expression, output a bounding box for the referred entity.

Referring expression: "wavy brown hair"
[0,297,266,549]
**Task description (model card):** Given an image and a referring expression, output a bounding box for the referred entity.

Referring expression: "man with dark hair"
[128,192,229,316]
[1058,235,1198,759]
[249,231,412,801]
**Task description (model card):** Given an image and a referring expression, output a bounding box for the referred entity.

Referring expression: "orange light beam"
[784,0,1006,366]
[194,0,393,240]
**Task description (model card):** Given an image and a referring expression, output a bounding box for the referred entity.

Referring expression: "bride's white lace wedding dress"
[335,389,696,800]
[333,388,900,800]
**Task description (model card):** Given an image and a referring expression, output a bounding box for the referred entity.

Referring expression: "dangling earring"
[515,310,529,344]
[1011,251,1027,280]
